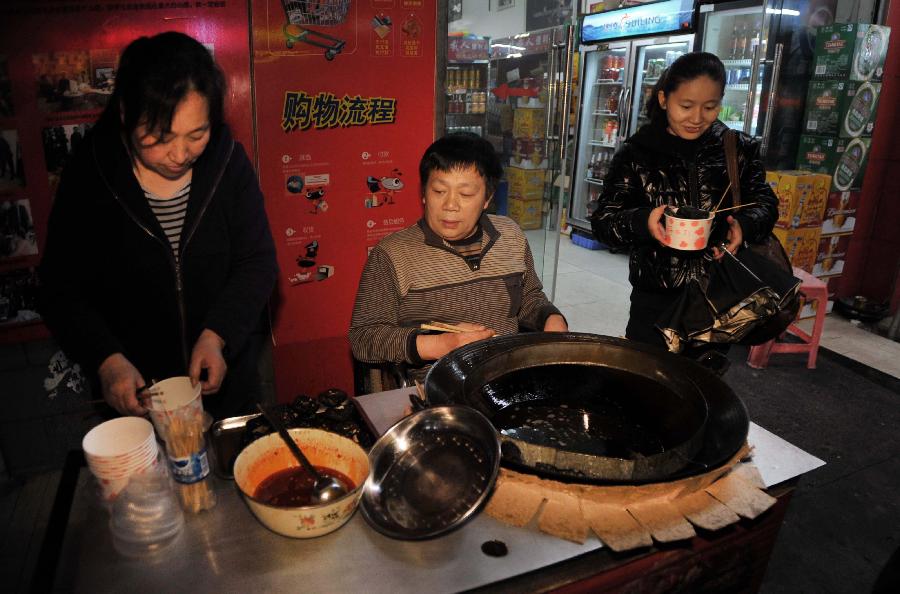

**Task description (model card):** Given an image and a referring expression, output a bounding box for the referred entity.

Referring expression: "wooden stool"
[747,267,828,369]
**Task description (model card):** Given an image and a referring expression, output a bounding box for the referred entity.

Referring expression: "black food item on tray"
[324,401,355,422]
[318,388,349,408]
[234,388,375,452]
[291,394,319,418]
[274,403,301,428]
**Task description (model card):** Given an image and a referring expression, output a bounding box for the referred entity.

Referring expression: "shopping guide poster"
[0,0,252,342]
[252,0,437,398]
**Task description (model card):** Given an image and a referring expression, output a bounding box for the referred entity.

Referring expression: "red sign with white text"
[252,0,437,399]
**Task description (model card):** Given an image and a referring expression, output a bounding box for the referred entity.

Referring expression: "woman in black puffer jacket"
[591,52,778,359]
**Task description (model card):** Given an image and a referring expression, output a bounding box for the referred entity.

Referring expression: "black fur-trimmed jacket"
[591,119,778,291]
[38,121,277,419]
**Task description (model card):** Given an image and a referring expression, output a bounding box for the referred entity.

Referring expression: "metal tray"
[208,413,261,479]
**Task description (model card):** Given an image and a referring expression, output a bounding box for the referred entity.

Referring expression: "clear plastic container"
[108,455,184,558]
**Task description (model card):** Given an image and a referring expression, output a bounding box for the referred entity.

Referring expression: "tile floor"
[550,232,900,379]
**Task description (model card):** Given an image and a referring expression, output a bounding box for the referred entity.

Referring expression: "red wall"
[837,5,900,312]
[0,0,253,344]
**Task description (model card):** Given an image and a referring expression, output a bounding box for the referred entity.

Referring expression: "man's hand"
[648,205,668,246]
[543,314,568,332]
[98,353,147,416]
[712,215,743,260]
[416,322,496,361]
[189,329,227,395]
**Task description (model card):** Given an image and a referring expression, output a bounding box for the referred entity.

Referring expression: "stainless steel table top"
[53,389,823,593]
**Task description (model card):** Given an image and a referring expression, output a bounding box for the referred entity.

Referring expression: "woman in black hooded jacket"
[591,52,778,357]
[39,33,278,420]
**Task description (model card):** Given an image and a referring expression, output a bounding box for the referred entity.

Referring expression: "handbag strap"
[724,130,741,207]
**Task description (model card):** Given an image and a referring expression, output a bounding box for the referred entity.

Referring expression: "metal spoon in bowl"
[255,404,348,504]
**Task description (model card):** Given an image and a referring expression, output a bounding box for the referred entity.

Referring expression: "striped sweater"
[144,181,190,261]
[349,214,561,366]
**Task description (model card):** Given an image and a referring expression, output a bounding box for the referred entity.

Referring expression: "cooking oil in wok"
[485,364,674,459]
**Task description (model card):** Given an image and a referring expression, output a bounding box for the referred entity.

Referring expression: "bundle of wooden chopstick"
[419,320,468,333]
[166,413,216,513]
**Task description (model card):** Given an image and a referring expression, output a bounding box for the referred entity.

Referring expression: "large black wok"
[424,333,748,485]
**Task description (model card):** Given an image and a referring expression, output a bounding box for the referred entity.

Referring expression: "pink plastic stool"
[747,267,828,369]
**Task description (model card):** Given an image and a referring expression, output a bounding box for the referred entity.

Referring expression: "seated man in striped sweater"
[350,133,567,385]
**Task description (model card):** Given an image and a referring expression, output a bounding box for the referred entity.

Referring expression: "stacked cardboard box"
[811,23,890,82]
[797,23,889,192]
[505,105,548,230]
[788,22,891,316]
[767,170,829,274]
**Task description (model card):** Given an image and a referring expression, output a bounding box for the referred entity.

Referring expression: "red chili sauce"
[254,466,354,507]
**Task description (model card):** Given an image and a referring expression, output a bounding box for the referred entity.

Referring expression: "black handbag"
[723,130,802,346]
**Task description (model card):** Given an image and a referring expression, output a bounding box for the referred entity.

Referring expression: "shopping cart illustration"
[281,0,349,60]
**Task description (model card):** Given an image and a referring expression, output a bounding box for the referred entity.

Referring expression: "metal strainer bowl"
[359,405,501,540]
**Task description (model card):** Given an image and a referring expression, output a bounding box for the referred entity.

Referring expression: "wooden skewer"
[427,320,467,331]
[713,202,759,215]
[420,322,467,333]
[712,182,731,213]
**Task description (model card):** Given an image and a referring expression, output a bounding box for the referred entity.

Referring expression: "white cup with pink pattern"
[664,209,714,251]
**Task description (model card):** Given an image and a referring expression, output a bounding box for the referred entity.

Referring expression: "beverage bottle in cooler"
[737,24,748,60]
[730,24,740,60]
[606,91,618,113]
[747,19,761,59]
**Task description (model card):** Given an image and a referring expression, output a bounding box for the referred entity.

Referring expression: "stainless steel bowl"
[359,405,501,540]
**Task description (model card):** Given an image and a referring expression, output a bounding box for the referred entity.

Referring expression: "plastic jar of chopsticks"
[146,376,217,513]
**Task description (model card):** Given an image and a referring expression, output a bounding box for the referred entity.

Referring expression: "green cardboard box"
[796,135,870,192]
[803,80,881,137]
[812,23,891,81]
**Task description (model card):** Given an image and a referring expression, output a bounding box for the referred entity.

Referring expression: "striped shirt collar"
[418,214,499,272]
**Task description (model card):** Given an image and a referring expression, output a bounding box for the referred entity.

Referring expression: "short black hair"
[646,52,726,126]
[99,31,225,149]
[419,133,504,199]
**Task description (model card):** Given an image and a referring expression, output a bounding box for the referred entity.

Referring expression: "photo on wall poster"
[449,0,462,22]
[42,122,94,198]
[0,198,37,260]
[0,267,39,326]
[0,129,26,193]
[0,55,13,117]
[32,50,115,113]
[525,0,573,31]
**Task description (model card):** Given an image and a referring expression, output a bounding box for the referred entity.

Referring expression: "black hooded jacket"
[591,119,778,292]
[39,121,278,418]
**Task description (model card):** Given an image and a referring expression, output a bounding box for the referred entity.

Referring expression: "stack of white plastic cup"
[82,417,159,502]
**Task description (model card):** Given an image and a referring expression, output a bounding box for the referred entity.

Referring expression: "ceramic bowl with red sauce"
[233,428,370,538]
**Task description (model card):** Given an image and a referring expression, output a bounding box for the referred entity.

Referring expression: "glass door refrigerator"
[697,0,838,168]
[627,37,694,138]
[698,2,769,137]
[568,0,698,232]
[569,43,631,233]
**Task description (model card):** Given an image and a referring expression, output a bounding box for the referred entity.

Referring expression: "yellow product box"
[507,197,543,230]
[773,226,821,273]
[512,107,546,138]
[767,170,830,228]
[506,166,546,200]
